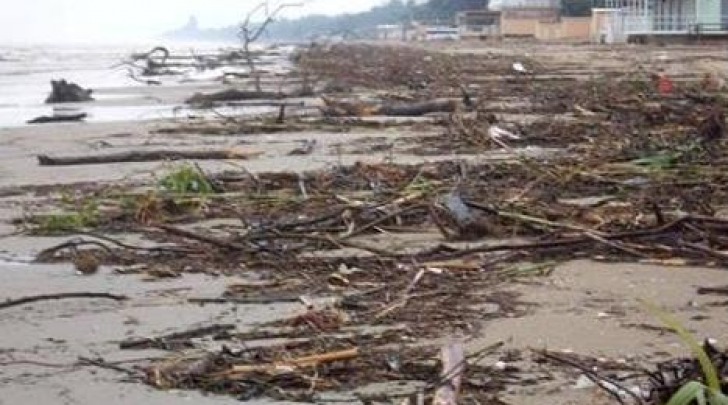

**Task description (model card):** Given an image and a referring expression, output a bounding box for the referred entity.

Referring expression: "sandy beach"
[2,41,728,404]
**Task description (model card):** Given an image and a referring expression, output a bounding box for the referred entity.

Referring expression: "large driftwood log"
[187,87,314,105]
[45,79,94,103]
[28,113,87,124]
[377,99,459,116]
[186,89,283,104]
[37,149,262,166]
[321,97,460,117]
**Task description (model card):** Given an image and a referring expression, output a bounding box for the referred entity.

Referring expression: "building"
[376,24,405,41]
[499,6,561,36]
[424,26,461,40]
[457,10,502,38]
[596,0,728,42]
[485,0,591,40]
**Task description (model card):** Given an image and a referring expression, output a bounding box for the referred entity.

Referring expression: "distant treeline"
[166,0,593,43]
[264,0,488,40]
[166,0,487,42]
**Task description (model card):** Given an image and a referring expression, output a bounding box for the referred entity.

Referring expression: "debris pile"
[17,43,728,403]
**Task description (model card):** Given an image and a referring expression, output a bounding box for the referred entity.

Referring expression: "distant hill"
[163,16,238,43]
[164,0,489,43]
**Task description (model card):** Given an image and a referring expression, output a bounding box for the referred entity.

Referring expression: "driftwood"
[186,89,283,104]
[237,2,303,92]
[28,113,87,124]
[157,224,249,251]
[129,46,178,76]
[120,324,235,350]
[432,342,465,405]
[218,348,359,379]
[131,46,170,65]
[45,79,93,103]
[188,295,303,305]
[77,356,142,378]
[416,215,728,263]
[697,286,728,296]
[126,68,162,86]
[287,139,317,155]
[378,99,460,117]
[0,292,128,310]
[538,349,644,404]
[321,97,459,117]
[37,149,262,166]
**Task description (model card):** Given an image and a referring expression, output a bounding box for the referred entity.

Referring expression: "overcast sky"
[0,0,385,44]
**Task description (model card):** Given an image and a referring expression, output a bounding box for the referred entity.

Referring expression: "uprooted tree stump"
[131,46,176,76]
[45,79,94,103]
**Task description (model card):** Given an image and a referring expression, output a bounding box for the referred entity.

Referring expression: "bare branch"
[237,1,304,92]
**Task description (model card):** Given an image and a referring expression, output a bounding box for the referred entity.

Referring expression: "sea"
[0,41,259,128]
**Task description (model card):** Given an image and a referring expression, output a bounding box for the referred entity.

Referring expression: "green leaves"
[32,199,99,235]
[667,382,708,405]
[631,152,681,170]
[666,382,728,405]
[631,141,701,171]
[158,164,214,195]
[642,300,728,405]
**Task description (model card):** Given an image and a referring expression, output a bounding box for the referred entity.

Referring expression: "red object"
[657,74,674,95]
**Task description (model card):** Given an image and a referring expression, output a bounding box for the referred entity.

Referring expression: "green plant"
[33,200,99,234]
[158,164,213,195]
[631,141,701,171]
[642,300,728,405]
[403,175,438,196]
[632,152,682,170]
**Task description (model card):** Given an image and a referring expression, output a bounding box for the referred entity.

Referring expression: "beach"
[1,40,728,404]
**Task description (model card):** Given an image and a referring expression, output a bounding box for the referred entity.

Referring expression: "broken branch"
[0,292,128,310]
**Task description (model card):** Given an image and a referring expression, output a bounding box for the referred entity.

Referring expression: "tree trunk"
[37,149,262,166]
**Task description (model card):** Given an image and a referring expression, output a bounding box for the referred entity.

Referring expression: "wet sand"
[3,248,727,404]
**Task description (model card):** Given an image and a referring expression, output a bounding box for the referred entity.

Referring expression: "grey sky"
[0,0,385,43]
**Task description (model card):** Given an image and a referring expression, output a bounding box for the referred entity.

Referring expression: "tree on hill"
[165,0,492,42]
[264,0,490,39]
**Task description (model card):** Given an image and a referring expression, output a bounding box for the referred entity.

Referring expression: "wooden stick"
[188,295,303,305]
[156,224,248,251]
[342,204,425,240]
[0,292,128,310]
[37,149,262,166]
[432,341,465,405]
[697,286,728,296]
[417,215,695,261]
[221,348,359,377]
[537,349,644,404]
[262,232,397,256]
[119,324,235,349]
